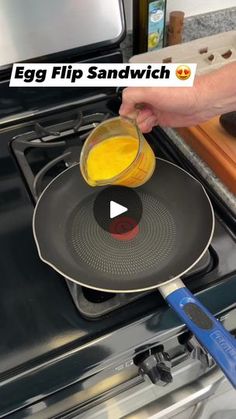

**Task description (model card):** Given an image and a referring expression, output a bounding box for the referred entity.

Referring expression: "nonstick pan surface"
[33,159,214,292]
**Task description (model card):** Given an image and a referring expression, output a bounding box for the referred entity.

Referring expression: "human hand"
[119,62,236,133]
[119,84,207,132]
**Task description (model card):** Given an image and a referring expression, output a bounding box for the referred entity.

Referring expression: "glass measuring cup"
[80,116,156,187]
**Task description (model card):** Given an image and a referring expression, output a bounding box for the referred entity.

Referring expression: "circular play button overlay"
[93,186,143,235]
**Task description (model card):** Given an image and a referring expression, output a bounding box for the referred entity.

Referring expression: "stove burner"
[11,110,110,200]
[10,105,215,319]
[66,249,212,319]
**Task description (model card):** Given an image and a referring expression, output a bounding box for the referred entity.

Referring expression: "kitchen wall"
[124,0,236,30]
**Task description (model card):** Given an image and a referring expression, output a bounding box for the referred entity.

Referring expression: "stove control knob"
[138,351,172,386]
[186,334,215,368]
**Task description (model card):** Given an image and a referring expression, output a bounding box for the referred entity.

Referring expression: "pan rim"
[32,158,215,293]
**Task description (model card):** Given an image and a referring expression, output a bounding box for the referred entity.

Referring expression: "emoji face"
[176,65,191,80]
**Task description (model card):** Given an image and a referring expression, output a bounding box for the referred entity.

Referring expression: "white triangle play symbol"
[110,201,128,219]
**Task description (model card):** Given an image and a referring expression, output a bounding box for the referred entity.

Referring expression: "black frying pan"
[33,158,236,387]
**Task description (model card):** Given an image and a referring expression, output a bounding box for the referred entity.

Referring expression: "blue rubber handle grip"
[166,287,236,388]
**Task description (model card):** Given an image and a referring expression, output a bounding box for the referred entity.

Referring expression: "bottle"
[133,0,167,55]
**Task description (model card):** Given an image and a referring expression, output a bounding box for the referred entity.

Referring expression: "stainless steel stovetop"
[0,92,235,418]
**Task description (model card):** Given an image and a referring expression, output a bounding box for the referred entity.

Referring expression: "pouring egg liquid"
[80,117,156,187]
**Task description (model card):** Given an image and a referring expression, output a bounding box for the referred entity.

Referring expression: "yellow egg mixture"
[87,135,139,181]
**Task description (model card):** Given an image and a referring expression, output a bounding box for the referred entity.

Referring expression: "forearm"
[195,62,236,117]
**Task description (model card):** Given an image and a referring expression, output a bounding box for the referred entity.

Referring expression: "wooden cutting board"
[177,116,236,195]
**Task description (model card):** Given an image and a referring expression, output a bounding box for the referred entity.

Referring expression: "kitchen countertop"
[182,7,236,43]
[121,6,236,215]
[163,128,236,215]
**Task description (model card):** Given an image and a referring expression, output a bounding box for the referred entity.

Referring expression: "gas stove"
[0,91,235,418]
[11,98,214,319]
[0,0,235,415]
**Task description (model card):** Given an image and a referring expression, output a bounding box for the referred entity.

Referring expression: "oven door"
[8,356,230,419]
[61,365,235,419]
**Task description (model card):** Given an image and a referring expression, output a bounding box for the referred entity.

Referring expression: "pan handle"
[160,280,236,388]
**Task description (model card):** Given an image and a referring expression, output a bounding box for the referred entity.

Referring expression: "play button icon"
[93,186,143,235]
[110,201,128,219]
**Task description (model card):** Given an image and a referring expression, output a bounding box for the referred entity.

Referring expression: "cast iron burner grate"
[11,107,214,319]
[11,110,110,201]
